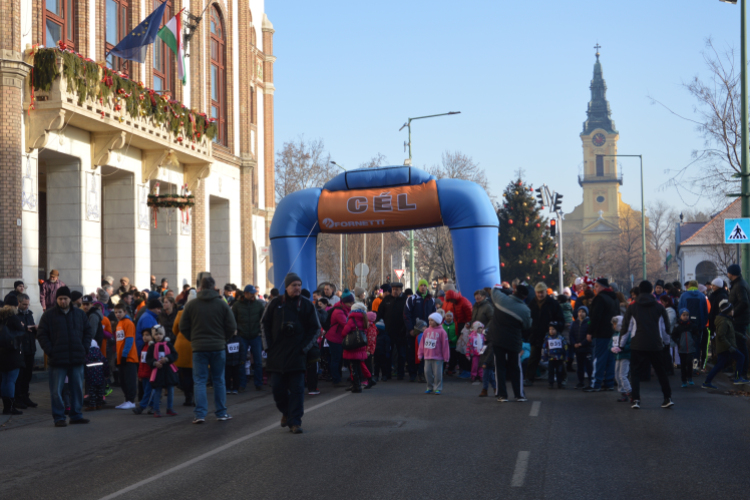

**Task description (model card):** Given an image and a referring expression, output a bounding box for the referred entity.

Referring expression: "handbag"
[342,318,368,351]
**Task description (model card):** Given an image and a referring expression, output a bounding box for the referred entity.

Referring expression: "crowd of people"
[1,262,748,432]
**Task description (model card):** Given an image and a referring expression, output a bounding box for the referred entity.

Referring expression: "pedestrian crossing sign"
[725,218,750,244]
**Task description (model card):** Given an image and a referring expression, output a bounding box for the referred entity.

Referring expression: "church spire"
[582,44,617,135]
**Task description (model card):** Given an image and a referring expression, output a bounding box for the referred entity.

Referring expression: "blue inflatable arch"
[270,166,500,301]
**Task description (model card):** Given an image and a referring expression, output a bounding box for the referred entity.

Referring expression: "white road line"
[529,401,541,417]
[98,393,351,500]
[511,451,530,487]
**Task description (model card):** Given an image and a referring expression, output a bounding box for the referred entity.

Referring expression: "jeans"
[493,345,524,399]
[329,342,343,384]
[247,336,264,388]
[615,359,632,393]
[0,369,20,397]
[271,371,305,427]
[592,338,616,389]
[424,359,444,392]
[482,367,496,390]
[193,350,228,419]
[575,351,593,384]
[547,360,564,386]
[705,350,746,384]
[151,386,174,413]
[630,350,672,401]
[139,379,154,409]
[49,365,84,422]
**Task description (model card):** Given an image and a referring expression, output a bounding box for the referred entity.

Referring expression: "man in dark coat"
[261,273,318,434]
[14,293,38,409]
[37,286,94,426]
[232,285,266,391]
[707,278,729,367]
[727,264,750,380]
[620,281,673,409]
[583,278,620,392]
[525,283,563,385]
[489,284,531,402]
[378,283,408,380]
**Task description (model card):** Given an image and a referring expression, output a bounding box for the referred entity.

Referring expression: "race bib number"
[157,351,166,360]
[227,342,240,354]
[116,330,125,342]
[548,338,563,350]
[140,351,147,363]
[473,337,483,349]
[424,337,437,349]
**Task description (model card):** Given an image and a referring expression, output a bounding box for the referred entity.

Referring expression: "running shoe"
[497,397,509,402]
[434,391,441,395]
[217,414,233,421]
[308,391,321,395]
[515,397,527,402]
[117,401,136,410]
[425,390,433,394]
[166,409,177,416]
[192,418,205,424]
[631,400,640,409]
[661,398,674,408]
[702,382,718,389]
[681,383,688,388]
[732,377,750,385]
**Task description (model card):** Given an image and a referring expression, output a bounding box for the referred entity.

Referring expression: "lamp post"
[331,161,348,289]
[601,154,646,280]
[399,111,461,289]
[720,0,750,277]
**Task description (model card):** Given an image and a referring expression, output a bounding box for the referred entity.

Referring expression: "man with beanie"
[37,286,95,426]
[232,285,265,391]
[40,270,65,312]
[490,283,532,402]
[620,281,673,409]
[726,264,750,380]
[526,283,563,386]
[583,278,620,392]
[708,278,728,366]
[404,279,436,382]
[180,275,237,423]
[377,283,407,380]
[261,273,319,434]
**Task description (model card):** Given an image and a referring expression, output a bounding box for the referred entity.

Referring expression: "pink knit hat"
[366,311,377,322]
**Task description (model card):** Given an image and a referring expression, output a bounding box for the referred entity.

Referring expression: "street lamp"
[399,111,461,289]
[720,0,750,278]
[601,154,646,281]
[331,161,348,289]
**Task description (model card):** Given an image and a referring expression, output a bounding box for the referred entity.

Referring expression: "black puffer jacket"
[488,289,532,354]
[620,293,670,352]
[0,314,26,371]
[528,296,563,347]
[709,287,728,333]
[37,306,94,367]
[16,308,36,356]
[261,294,318,373]
[378,294,408,344]
[729,276,750,328]
[589,289,620,339]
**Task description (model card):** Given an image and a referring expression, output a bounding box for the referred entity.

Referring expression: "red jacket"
[138,345,151,379]
[325,303,351,344]
[443,290,473,325]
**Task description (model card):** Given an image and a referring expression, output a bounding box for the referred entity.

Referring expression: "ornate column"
[240,155,256,285]
[262,14,275,211]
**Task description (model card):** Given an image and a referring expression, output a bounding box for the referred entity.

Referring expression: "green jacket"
[443,322,457,347]
[714,314,738,355]
[232,297,264,340]
[179,290,237,352]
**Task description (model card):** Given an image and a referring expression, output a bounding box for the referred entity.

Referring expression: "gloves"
[611,347,621,354]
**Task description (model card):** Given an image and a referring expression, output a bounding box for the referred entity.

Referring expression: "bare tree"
[275,137,338,202]
[428,151,491,198]
[358,153,388,169]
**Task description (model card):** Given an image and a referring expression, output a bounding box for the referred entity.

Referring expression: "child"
[341,303,372,393]
[365,312,378,389]
[146,325,179,417]
[443,312,458,375]
[84,340,109,411]
[132,329,155,415]
[478,329,496,397]
[373,319,390,382]
[226,333,242,394]
[114,302,138,409]
[611,315,632,402]
[558,294,575,372]
[671,308,700,387]
[418,313,450,395]
[542,321,568,389]
[703,299,746,388]
[466,321,485,384]
[569,306,592,389]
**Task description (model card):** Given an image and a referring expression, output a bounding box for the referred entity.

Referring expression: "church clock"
[592,133,606,147]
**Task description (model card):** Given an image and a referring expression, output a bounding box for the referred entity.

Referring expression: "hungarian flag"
[157,9,186,85]
[665,249,672,271]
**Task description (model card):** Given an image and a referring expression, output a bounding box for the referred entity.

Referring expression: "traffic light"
[535,187,544,206]
[553,193,563,213]
[550,219,557,237]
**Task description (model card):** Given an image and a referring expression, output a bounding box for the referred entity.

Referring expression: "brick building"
[1,0,275,311]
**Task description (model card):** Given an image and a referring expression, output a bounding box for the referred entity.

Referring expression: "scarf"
[149,341,178,382]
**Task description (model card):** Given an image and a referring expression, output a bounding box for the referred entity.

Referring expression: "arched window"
[210,6,227,146]
[45,0,76,49]
[105,0,130,74]
[153,0,175,94]
[695,261,719,285]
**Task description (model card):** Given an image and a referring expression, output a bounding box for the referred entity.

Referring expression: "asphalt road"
[1,369,749,500]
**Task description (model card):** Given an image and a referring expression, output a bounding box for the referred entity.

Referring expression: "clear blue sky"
[266,0,740,215]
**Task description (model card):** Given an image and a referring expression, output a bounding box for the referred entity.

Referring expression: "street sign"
[394,269,405,280]
[354,263,369,277]
[725,218,750,244]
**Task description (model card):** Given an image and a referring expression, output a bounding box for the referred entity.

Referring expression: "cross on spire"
[594,43,601,60]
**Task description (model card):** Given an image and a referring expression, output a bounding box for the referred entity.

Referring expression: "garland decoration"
[147,182,194,228]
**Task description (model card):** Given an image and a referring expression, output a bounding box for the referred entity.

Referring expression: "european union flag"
[106,1,167,63]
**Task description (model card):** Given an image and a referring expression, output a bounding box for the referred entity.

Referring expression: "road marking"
[511,451,530,487]
[529,401,541,417]
[98,393,351,500]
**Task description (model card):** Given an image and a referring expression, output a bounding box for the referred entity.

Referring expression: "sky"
[266,0,741,217]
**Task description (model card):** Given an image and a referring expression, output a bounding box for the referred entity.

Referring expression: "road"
[1,371,748,500]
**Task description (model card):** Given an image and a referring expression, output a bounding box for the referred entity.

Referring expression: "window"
[153,0,175,94]
[250,86,255,124]
[105,0,130,74]
[45,0,75,49]
[210,6,227,146]
[596,155,604,176]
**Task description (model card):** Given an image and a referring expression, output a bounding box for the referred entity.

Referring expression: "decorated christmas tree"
[497,177,560,286]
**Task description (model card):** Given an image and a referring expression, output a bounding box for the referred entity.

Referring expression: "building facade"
[565,49,636,241]
[1,0,275,312]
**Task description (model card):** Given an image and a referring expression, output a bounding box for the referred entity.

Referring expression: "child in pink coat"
[466,321,485,384]
[418,312,451,394]
[341,303,373,393]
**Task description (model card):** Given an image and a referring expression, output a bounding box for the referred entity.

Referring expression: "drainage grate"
[347,420,406,428]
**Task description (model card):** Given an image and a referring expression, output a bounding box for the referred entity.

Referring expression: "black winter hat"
[70,291,83,302]
[284,273,302,288]
[148,298,163,310]
[56,286,71,299]
[3,294,18,307]
[638,281,653,294]
[381,283,392,293]
[595,278,609,287]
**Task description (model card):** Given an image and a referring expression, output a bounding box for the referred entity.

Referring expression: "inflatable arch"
[270,166,500,302]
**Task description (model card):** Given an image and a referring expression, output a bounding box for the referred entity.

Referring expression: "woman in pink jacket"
[341,303,372,393]
[418,312,451,395]
[325,290,354,387]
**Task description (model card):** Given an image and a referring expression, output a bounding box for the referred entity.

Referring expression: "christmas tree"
[497,177,560,286]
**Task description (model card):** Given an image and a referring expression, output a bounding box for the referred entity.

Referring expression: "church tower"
[565,46,633,241]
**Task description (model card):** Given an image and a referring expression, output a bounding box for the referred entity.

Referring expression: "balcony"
[26,47,214,181]
[577,172,623,187]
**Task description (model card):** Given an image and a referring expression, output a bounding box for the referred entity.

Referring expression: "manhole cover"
[347,420,405,428]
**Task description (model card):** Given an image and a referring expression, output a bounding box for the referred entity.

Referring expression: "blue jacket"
[135,309,160,353]
[569,318,591,353]
[403,293,436,333]
[678,290,708,328]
